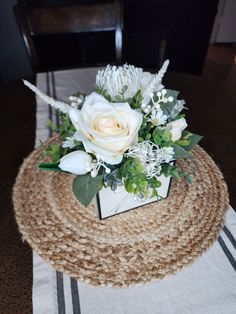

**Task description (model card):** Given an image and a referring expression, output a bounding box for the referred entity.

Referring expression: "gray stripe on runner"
[47,76,66,313]
[218,236,236,272]
[50,72,81,313]
[56,271,66,314]
[223,225,236,251]
[70,277,81,314]
[51,71,60,128]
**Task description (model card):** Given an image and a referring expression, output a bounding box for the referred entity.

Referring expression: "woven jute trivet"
[13,139,229,287]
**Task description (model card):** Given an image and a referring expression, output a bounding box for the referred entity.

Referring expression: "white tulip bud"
[59,151,92,175]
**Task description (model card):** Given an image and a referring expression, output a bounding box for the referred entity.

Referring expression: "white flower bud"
[167,118,187,141]
[59,151,92,175]
[91,170,98,177]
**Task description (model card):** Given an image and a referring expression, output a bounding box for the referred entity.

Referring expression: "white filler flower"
[96,64,143,101]
[159,147,175,163]
[68,92,143,164]
[125,141,174,178]
[62,134,78,149]
[148,109,168,126]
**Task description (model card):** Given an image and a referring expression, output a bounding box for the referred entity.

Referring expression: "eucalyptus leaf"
[153,127,162,145]
[173,144,192,159]
[166,89,179,99]
[161,90,179,116]
[124,179,133,193]
[72,174,103,207]
[184,134,203,151]
[162,129,172,142]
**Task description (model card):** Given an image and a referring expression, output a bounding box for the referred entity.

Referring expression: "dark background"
[0,0,218,83]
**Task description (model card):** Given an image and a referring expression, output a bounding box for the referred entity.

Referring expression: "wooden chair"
[14,1,123,72]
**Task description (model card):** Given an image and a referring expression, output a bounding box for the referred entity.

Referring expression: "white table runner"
[33,69,236,314]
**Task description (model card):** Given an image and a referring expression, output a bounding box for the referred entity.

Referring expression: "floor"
[0,44,235,313]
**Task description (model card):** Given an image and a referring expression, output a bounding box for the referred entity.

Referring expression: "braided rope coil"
[13,138,229,287]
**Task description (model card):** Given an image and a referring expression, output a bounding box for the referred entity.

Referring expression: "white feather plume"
[23,80,71,114]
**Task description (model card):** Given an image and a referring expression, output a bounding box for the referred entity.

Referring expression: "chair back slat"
[28,4,116,35]
[14,1,123,72]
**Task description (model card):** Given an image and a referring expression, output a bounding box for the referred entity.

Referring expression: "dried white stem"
[23,80,71,114]
[156,59,169,84]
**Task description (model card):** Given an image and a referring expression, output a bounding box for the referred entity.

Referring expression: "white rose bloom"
[68,92,143,165]
[96,64,143,101]
[59,151,92,175]
[167,118,187,142]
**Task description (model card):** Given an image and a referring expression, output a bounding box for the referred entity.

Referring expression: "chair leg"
[114,0,123,65]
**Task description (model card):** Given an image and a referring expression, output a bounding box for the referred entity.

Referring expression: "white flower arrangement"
[23,61,202,207]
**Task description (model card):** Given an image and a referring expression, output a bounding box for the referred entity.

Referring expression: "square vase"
[96,173,172,219]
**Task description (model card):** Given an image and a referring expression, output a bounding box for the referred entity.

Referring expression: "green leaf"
[124,179,133,193]
[95,86,112,101]
[166,89,179,100]
[72,174,103,207]
[161,163,171,177]
[153,127,162,145]
[162,129,172,142]
[39,162,64,172]
[145,133,151,140]
[175,139,190,146]
[160,89,179,115]
[173,144,192,159]
[48,143,61,162]
[184,134,203,151]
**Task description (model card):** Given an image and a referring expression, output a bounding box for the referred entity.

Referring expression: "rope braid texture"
[13,137,229,287]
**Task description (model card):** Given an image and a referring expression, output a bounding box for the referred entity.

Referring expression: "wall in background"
[211,0,236,43]
[0,1,33,83]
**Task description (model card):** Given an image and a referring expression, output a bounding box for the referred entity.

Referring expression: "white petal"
[68,108,81,130]
[140,72,154,89]
[168,118,187,141]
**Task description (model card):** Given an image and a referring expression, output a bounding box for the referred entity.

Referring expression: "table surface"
[0,44,236,313]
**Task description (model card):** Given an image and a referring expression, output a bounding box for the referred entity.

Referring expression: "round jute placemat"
[13,138,229,287]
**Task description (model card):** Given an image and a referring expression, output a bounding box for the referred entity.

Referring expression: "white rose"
[68,92,143,165]
[59,151,92,175]
[167,118,187,142]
